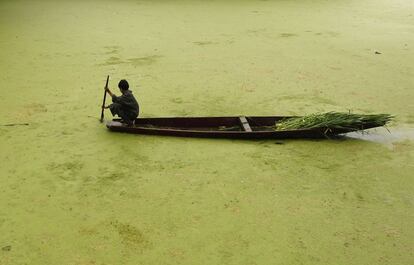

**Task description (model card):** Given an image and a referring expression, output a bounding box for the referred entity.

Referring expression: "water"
[1,0,413,264]
[347,127,414,149]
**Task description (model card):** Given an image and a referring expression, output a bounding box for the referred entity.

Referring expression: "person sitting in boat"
[102,79,139,125]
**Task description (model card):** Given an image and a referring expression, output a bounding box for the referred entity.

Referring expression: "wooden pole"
[100,75,110,122]
[0,123,29,126]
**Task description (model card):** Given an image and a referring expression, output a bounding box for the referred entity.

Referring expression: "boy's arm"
[105,87,121,103]
[105,87,114,97]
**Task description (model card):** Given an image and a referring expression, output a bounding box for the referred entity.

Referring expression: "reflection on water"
[345,127,414,148]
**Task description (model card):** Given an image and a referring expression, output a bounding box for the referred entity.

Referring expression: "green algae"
[0,0,414,264]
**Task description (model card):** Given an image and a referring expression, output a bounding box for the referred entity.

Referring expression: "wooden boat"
[106,116,381,139]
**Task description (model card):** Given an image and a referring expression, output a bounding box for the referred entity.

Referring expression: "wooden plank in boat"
[239,116,252,132]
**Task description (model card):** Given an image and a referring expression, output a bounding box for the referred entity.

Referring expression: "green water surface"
[0,0,413,264]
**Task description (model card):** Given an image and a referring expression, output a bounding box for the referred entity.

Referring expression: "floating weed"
[126,55,163,66]
[110,220,151,251]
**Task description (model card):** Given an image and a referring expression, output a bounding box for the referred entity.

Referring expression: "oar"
[100,75,110,122]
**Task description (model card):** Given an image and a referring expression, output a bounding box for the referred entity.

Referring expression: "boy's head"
[118,79,129,91]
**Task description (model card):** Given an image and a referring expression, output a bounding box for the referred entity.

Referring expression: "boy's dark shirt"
[111,90,139,116]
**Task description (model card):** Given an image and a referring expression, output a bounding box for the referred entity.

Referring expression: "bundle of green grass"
[275,112,393,131]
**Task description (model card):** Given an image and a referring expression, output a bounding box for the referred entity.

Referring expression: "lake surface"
[0,0,413,264]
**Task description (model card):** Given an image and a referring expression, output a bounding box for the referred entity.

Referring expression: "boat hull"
[106,116,377,139]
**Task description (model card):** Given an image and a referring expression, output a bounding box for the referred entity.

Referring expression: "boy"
[102,79,139,125]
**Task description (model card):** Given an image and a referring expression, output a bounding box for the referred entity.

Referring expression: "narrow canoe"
[106,116,381,139]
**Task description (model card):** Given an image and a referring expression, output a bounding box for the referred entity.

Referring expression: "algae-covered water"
[1,0,413,264]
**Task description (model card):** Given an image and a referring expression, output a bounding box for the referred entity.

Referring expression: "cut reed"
[275,112,393,131]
